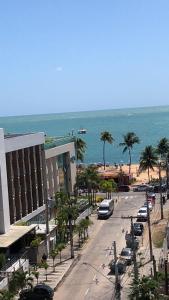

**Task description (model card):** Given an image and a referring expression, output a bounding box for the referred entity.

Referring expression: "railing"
[1,250,28,272]
[44,136,75,150]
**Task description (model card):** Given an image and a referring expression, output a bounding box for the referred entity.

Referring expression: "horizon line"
[0,104,169,119]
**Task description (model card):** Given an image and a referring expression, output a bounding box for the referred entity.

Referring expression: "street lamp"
[158,158,164,220]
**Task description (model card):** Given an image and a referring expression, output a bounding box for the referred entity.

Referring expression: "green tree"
[156,137,169,189]
[55,191,78,258]
[139,145,158,182]
[40,262,49,282]
[129,276,160,299]
[100,131,114,170]
[75,138,87,162]
[10,270,33,292]
[78,218,93,240]
[75,223,83,247]
[83,166,101,205]
[100,180,117,199]
[119,132,140,174]
[32,271,39,284]
[56,243,65,263]
[50,249,58,272]
[0,290,14,300]
[0,252,6,269]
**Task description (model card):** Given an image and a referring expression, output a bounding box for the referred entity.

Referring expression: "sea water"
[0,105,169,164]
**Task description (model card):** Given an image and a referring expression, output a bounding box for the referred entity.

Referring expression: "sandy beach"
[99,163,166,184]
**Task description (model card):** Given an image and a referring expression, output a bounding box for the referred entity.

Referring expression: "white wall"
[5,132,45,153]
[0,129,10,233]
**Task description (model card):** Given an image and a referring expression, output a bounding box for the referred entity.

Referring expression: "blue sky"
[0,0,169,116]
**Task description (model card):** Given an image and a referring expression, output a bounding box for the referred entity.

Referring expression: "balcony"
[44,136,75,150]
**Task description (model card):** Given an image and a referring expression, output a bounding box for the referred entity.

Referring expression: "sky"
[0,0,169,116]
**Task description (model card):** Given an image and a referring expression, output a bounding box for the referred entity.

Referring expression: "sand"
[99,164,166,184]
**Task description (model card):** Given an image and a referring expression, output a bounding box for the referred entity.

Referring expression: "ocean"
[1,105,169,164]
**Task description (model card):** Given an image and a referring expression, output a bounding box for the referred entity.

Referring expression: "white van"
[98,199,114,219]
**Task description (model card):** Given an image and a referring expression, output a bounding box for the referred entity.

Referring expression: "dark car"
[109,258,127,274]
[154,184,166,193]
[118,185,130,192]
[120,247,133,265]
[19,284,54,300]
[133,223,144,236]
[125,232,139,249]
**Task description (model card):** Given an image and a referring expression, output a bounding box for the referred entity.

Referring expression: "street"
[54,192,146,300]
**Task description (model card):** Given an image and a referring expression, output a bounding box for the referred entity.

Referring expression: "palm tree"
[156,137,169,189]
[119,132,140,174]
[83,165,101,205]
[75,138,87,162]
[139,146,158,182]
[100,131,114,170]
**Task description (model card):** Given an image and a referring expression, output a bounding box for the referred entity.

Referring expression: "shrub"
[30,237,42,248]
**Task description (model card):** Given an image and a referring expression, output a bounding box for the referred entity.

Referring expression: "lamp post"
[158,158,164,220]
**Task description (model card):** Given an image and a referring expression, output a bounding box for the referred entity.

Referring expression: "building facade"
[45,138,76,198]
[0,129,76,234]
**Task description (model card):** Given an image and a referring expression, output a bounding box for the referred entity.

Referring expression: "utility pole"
[130,217,139,282]
[159,160,164,220]
[152,255,157,280]
[146,189,157,279]
[146,190,153,261]
[113,241,121,300]
[165,259,169,295]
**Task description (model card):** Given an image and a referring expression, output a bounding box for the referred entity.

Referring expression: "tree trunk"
[103,142,106,170]
[53,259,55,272]
[78,232,81,247]
[69,217,74,259]
[166,158,169,190]
[148,167,150,183]
[128,148,131,174]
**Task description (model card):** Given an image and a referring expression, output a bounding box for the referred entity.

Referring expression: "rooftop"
[44,136,75,150]
[0,225,36,248]
[4,133,33,139]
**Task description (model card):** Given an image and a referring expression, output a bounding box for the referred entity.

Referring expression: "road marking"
[85,288,89,296]
[125,196,128,199]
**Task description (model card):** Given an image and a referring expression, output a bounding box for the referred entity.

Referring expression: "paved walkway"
[30,195,121,291]
[30,211,99,291]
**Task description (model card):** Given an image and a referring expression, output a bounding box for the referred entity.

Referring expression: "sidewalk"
[31,211,98,291]
[32,195,120,291]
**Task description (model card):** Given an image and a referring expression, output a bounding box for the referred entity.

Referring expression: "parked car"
[120,247,133,265]
[133,184,152,192]
[125,232,139,249]
[143,201,153,211]
[137,207,148,222]
[147,192,156,199]
[109,258,127,274]
[133,223,144,236]
[19,284,54,300]
[154,184,167,193]
[118,185,130,192]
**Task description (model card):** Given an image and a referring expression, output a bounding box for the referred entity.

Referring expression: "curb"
[54,254,81,291]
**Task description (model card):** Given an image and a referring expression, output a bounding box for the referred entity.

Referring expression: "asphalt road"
[54,192,146,300]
